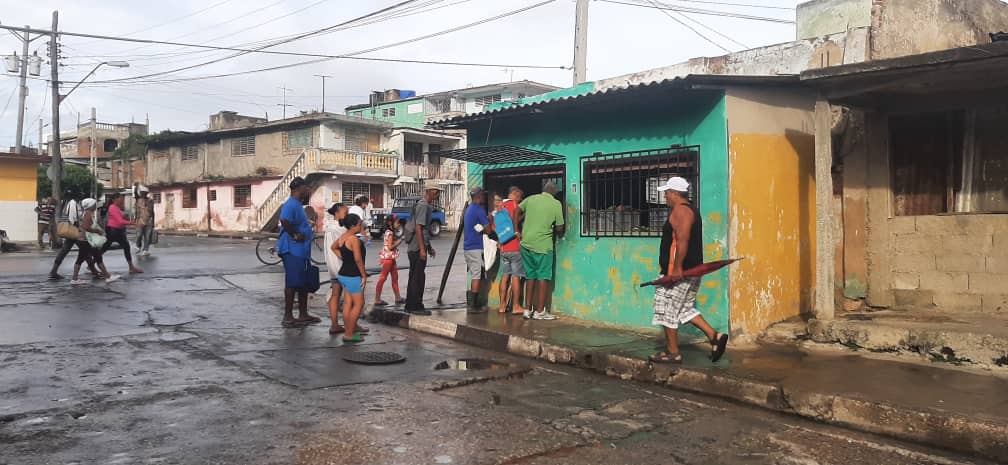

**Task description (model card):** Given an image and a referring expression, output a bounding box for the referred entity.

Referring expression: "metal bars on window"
[580,145,700,238]
[181,145,199,161]
[234,185,252,208]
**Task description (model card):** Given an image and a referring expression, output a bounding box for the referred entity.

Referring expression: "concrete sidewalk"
[371,306,1008,462]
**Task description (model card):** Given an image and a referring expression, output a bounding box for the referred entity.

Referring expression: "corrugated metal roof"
[429,74,800,128]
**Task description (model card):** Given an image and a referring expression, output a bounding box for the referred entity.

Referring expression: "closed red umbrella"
[639,258,745,288]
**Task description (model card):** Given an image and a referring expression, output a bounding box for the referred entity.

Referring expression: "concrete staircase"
[254,148,399,231]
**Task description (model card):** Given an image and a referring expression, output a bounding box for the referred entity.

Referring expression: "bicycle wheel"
[310,235,326,265]
[256,237,282,265]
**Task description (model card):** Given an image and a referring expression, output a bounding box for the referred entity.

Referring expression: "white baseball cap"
[657,176,690,193]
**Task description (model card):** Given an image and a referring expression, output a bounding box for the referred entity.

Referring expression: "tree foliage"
[37,164,103,200]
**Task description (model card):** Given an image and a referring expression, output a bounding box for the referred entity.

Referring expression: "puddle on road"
[434,358,508,371]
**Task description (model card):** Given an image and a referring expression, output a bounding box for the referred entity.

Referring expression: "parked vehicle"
[369,196,446,239]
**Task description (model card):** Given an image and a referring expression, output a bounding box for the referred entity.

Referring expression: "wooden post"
[437,200,467,305]
[814,97,836,320]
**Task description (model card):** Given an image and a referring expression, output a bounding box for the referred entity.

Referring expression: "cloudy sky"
[1,0,801,145]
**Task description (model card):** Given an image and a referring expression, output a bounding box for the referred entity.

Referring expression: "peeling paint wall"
[465,91,730,335]
[797,0,872,40]
[726,88,818,335]
[871,0,1008,60]
[153,180,279,232]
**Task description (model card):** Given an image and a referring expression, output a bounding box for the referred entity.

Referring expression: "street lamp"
[55,60,129,198]
[59,61,129,103]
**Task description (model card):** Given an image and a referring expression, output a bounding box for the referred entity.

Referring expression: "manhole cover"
[343,351,407,365]
[435,358,507,371]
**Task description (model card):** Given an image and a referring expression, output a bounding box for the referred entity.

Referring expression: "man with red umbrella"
[650,177,729,365]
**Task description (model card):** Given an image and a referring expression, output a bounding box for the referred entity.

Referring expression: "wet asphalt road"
[0,236,990,465]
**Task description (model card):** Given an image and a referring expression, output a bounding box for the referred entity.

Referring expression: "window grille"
[342,182,371,205]
[209,190,217,201]
[234,185,252,208]
[580,145,700,238]
[181,145,199,161]
[286,127,313,148]
[232,135,255,156]
[381,107,397,117]
[152,192,162,203]
[182,187,198,208]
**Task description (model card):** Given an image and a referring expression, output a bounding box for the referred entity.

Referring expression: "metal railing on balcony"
[401,162,463,181]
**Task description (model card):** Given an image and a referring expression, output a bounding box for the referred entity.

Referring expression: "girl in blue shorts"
[334,214,368,343]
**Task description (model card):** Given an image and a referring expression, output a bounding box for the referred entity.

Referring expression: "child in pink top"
[374,217,406,307]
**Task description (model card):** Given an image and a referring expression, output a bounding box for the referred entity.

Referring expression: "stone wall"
[871,0,1008,60]
[888,215,1008,312]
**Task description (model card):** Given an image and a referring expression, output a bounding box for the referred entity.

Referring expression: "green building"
[432,75,819,340]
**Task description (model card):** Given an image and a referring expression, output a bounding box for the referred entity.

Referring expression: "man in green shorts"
[518,181,565,320]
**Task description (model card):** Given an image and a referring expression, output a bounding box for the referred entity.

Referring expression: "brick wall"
[888,215,1008,312]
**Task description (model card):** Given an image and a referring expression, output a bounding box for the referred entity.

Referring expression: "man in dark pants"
[404,181,441,315]
[49,193,98,280]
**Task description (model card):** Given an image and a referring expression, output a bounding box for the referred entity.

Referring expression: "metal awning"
[427,145,565,165]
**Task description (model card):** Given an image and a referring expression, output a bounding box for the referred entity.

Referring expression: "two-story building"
[51,111,149,191]
[144,111,463,233]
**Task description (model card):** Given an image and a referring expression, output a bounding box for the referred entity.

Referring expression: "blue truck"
[369,196,446,239]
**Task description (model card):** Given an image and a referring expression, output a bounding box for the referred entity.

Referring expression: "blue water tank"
[399,90,417,98]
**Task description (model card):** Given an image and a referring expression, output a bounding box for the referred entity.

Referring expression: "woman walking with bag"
[334,214,368,344]
[374,216,405,307]
[71,199,115,285]
[102,193,143,274]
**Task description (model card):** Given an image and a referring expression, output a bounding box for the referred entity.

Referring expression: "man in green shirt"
[518,181,565,320]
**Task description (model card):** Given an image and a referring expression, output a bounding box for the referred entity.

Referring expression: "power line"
[599,0,795,24]
[659,0,793,10]
[75,0,238,45]
[73,1,564,86]
[646,0,730,53]
[0,85,17,120]
[677,11,749,49]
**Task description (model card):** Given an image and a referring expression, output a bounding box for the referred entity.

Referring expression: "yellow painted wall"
[0,159,38,201]
[726,87,817,336]
[729,134,816,334]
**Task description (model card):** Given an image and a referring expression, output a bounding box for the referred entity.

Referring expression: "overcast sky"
[2,0,802,145]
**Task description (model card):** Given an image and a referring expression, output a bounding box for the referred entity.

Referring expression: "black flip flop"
[711,333,729,363]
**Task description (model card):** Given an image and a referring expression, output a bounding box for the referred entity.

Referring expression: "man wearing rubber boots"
[649,177,728,365]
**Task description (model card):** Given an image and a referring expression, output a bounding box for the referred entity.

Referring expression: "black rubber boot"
[466,291,485,314]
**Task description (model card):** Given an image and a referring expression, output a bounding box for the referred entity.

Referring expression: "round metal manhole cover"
[343,351,407,365]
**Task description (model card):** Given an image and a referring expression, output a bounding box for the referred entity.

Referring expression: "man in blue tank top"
[650,177,729,365]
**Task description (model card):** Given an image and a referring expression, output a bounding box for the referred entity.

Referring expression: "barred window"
[152,192,162,203]
[232,135,255,156]
[342,182,370,205]
[346,128,367,152]
[209,190,217,201]
[234,184,252,208]
[381,107,396,117]
[580,146,699,238]
[182,187,198,208]
[181,145,199,161]
[286,127,313,148]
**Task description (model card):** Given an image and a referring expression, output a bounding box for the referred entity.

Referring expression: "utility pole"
[90,107,97,198]
[49,11,62,207]
[277,85,293,119]
[38,118,43,154]
[15,26,30,153]
[313,75,332,112]
[573,0,589,85]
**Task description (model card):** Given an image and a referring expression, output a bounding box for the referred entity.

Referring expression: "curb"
[372,308,1008,462]
[159,231,266,241]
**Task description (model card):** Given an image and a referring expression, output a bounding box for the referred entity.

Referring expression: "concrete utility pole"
[313,75,332,112]
[38,118,43,154]
[90,107,97,197]
[15,26,30,153]
[573,0,589,85]
[50,11,62,207]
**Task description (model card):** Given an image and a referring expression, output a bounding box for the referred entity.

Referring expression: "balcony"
[309,148,398,178]
[401,162,463,181]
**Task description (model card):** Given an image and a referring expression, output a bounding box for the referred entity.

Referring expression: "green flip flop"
[342,333,364,344]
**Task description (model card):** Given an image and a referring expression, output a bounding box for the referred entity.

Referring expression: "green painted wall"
[346,97,426,128]
[466,91,730,336]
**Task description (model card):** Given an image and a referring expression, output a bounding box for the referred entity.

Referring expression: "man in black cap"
[277,177,320,327]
